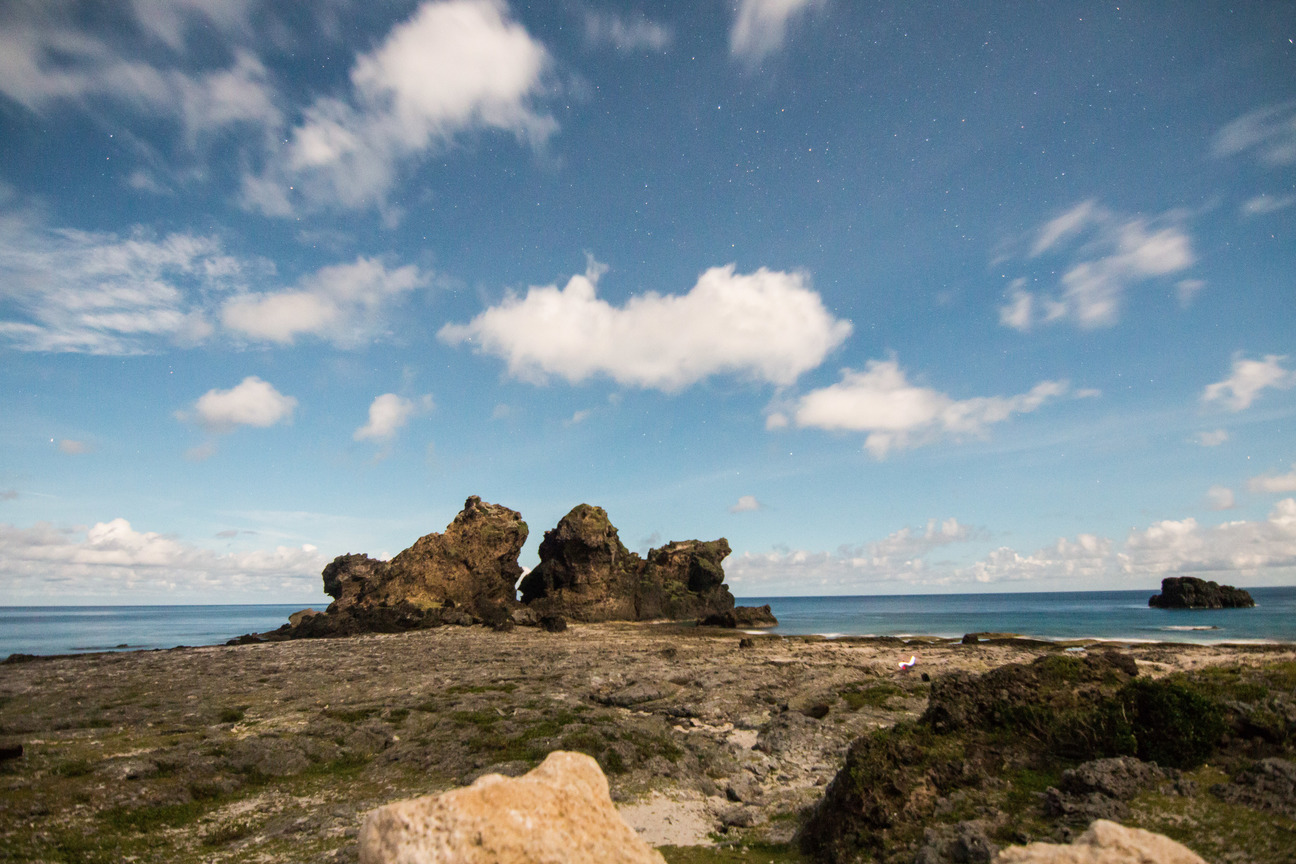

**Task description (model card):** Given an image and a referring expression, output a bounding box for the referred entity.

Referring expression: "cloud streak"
[1202,354,1296,412]
[730,0,825,64]
[439,261,852,392]
[1000,200,1196,330]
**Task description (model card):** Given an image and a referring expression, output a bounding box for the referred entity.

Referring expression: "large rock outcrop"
[358,750,665,864]
[518,504,641,621]
[519,504,736,622]
[268,497,528,639]
[1148,576,1254,609]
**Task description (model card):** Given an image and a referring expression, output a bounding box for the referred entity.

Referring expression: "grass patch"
[202,820,254,846]
[840,683,904,711]
[53,757,97,778]
[217,706,246,724]
[99,799,210,833]
[322,706,377,723]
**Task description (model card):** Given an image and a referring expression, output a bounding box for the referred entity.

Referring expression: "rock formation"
[357,750,666,864]
[520,504,738,622]
[518,504,641,621]
[1148,576,1254,609]
[699,604,779,628]
[994,819,1206,864]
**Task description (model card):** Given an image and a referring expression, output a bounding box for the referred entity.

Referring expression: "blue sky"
[1,0,1294,604]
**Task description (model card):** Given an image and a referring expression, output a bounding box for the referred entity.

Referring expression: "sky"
[1,0,1294,605]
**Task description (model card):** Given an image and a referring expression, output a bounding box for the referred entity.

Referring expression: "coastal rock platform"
[1,626,1292,863]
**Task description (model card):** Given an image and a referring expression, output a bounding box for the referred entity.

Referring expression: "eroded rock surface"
[329,496,528,616]
[994,819,1207,864]
[358,750,665,864]
[1148,576,1254,609]
[520,504,737,623]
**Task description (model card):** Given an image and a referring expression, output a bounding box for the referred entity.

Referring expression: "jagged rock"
[520,504,737,622]
[1148,576,1254,609]
[699,604,778,628]
[1210,757,1296,818]
[519,504,641,621]
[332,497,528,615]
[637,539,734,620]
[1043,756,1177,825]
[994,819,1207,863]
[357,750,666,864]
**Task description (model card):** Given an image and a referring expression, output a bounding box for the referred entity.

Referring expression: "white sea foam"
[1161,625,1220,631]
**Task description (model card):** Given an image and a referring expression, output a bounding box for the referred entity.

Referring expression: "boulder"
[1210,757,1296,818]
[1148,576,1254,609]
[994,819,1206,863]
[357,750,665,864]
[520,504,738,622]
[288,608,323,627]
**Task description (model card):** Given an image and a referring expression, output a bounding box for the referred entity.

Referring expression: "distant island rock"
[1148,576,1255,609]
[242,496,765,642]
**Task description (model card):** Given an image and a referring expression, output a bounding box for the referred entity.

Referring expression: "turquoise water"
[742,587,1296,643]
[1,588,1293,657]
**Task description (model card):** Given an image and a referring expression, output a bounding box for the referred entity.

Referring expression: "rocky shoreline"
[2,625,1294,863]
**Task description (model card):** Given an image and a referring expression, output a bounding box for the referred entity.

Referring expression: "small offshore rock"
[1148,576,1254,609]
[357,750,665,864]
[994,819,1207,863]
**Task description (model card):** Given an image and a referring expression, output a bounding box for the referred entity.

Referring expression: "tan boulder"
[358,750,666,864]
[994,820,1206,864]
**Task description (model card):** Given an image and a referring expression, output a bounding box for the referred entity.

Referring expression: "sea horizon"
[2,586,1293,658]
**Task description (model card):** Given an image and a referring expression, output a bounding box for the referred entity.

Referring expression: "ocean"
[2,587,1293,658]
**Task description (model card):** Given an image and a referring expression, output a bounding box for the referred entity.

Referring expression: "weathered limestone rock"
[321,497,527,619]
[1148,576,1254,609]
[357,750,666,864]
[994,819,1206,863]
[520,504,737,622]
[519,504,640,621]
[637,539,734,620]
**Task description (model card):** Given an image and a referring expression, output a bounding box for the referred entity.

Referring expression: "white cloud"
[0,518,326,603]
[1196,429,1229,447]
[57,439,91,455]
[1241,193,1296,216]
[181,376,297,433]
[0,214,242,354]
[249,0,555,213]
[1202,354,1296,412]
[220,257,424,346]
[581,7,672,51]
[129,0,258,50]
[354,393,431,442]
[1120,498,1296,576]
[1001,200,1196,330]
[1249,464,1296,495]
[730,0,825,64]
[1213,101,1296,166]
[730,495,763,513]
[792,358,1068,458]
[439,261,852,392]
[1207,486,1235,511]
